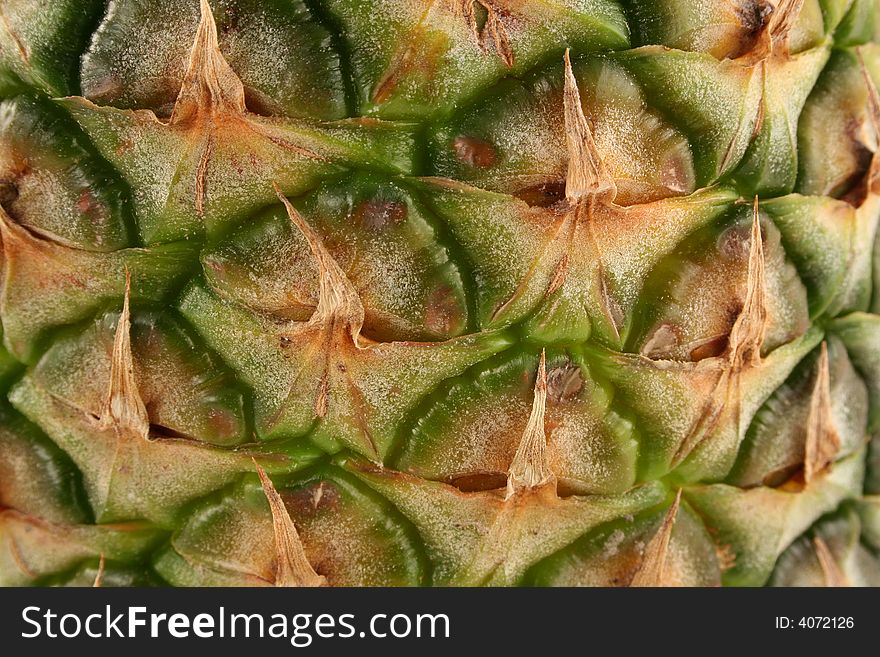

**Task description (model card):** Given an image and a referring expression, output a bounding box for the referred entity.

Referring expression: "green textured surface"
[1,0,879,587]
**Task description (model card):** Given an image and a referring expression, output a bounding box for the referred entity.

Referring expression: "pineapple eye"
[352,198,409,230]
[452,135,497,168]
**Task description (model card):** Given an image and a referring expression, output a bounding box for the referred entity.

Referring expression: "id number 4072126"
[775,617,854,629]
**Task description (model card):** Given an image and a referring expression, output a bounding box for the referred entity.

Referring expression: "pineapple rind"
[1,0,879,586]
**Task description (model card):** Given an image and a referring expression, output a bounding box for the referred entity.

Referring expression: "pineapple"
[0,0,879,587]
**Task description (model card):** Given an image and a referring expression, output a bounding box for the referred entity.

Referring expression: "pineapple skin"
[0,0,879,587]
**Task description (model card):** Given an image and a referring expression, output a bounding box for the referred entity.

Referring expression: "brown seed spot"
[715,543,737,572]
[148,423,194,440]
[77,190,109,227]
[718,226,748,259]
[641,323,681,359]
[77,191,95,214]
[0,180,18,205]
[513,180,567,208]
[718,223,763,260]
[85,76,123,103]
[353,198,408,230]
[761,463,802,489]
[689,334,730,361]
[242,88,278,117]
[546,362,584,403]
[425,284,464,336]
[837,118,875,206]
[206,407,239,438]
[282,481,340,517]
[115,138,134,156]
[448,471,508,493]
[453,135,497,168]
[660,152,693,194]
[203,257,226,273]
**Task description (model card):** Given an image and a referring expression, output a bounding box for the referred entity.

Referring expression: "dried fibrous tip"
[742,0,805,62]
[767,0,805,56]
[98,271,150,442]
[813,537,849,587]
[562,49,616,205]
[857,49,880,195]
[481,2,514,68]
[506,351,555,498]
[629,490,682,587]
[254,460,326,588]
[803,343,841,484]
[671,201,768,467]
[93,554,106,588]
[455,1,514,67]
[273,183,365,338]
[0,5,28,64]
[169,0,247,125]
[727,198,768,369]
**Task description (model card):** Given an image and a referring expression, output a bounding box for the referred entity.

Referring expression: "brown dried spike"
[5,526,35,579]
[453,1,514,67]
[169,0,247,126]
[93,554,106,588]
[0,6,28,64]
[98,272,150,442]
[742,0,804,62]
[562,50,616,205]
[506,351,555,498]
[726,198,768,369]
[273,184,365,340]
[254,461,326,588]
[629,490,682,587]
[803,343,841,484]
[768,0,805,57]
[481,2,514,68]
[454,0,480,47]
[670,201,769,467]
[857,50,880,194]
[813,537,850,587]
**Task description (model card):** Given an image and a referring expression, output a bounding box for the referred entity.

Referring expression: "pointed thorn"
[804,343,841,484]
[253,459,326,588]
[455,1,514,66]
[675,201,768,465]
[455,0,480,47]
[99,271,150,441]
[858,50,880,135]
[170,0,247,125]
[93,554,106,588]
[482,2,514,68]
[506,350,555,498]
[743,0,804,62]
[273,184,364,333]
[726,198,767,368]
[630,490,682,587]
[857,49,880,193]
[562,50,616,205]
[769,0,805,57]
[813,536,849,587]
